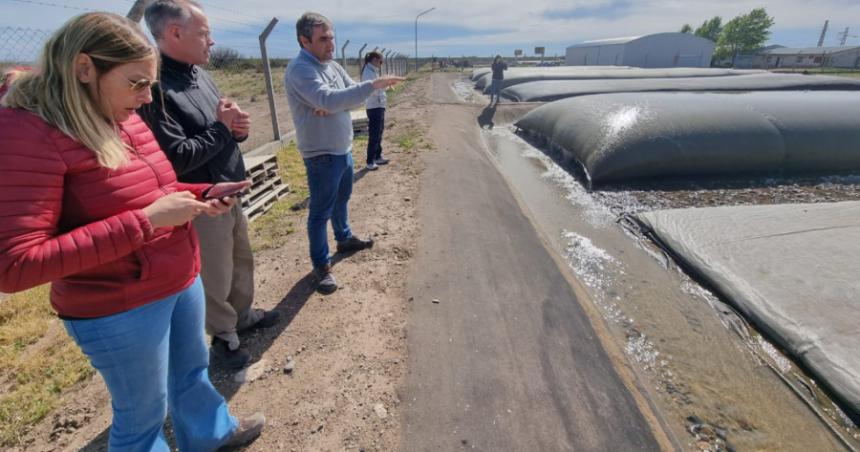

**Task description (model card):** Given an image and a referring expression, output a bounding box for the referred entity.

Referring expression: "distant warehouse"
[565,33,715,68]
[760,46,860,69]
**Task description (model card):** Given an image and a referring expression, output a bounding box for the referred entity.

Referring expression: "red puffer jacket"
[0,107,207,318]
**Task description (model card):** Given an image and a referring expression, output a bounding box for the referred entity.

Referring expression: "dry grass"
[209,68,285,101]
[209,63,364,102]
[0,286,94,447]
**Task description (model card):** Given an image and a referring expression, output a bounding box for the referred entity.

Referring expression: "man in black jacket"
[140,0,278,371]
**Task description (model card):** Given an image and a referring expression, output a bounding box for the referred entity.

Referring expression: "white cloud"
[2,0,859,56]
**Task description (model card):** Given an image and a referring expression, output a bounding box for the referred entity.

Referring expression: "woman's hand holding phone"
[202,181,252,216]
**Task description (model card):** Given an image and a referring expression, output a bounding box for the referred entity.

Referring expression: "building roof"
[567,32,715,49]
[762,46,860,55]
[570,36,641,47]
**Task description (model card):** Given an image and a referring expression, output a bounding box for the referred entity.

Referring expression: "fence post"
[384,50,393,74]
[341,39,350,71]
[357,43,367,72]
[259,18,281,141]
[126,0,152,22]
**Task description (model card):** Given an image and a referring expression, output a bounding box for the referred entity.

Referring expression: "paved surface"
[400,74,670,451]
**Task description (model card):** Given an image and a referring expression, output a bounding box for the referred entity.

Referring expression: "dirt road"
[400,99,672,450]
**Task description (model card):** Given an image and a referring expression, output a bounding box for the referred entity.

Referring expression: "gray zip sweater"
[284,49,375,159]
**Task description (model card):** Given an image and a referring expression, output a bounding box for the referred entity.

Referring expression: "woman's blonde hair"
[1,12,155,169]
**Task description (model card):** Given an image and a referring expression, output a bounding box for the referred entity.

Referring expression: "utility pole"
[817,20,829,47]
[414,7,436,72]
[838,27,857,46]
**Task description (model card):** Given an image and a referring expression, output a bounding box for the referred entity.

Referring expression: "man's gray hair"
[296,12,332,47]
[145,0,202,39]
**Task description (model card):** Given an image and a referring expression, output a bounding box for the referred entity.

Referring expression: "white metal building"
[760,46,860,69]
[565,33,715,68]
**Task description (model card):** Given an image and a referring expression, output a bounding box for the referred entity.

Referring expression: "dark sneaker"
[211,337,251,370]
[313,265,338,295]
[239,309,280,333]
[375,157,390,165]
[336,236,374,254]
[218,412,265,450]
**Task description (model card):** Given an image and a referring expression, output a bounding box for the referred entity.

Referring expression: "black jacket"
[491,61,508,80]
[139,53,246,184]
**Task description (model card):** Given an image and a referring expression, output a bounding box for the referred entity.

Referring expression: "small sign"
[534,46,545,55]
[514,49,523,56]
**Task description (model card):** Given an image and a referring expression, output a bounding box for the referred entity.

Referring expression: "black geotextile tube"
[474,67,765,92]
[514,91,860,186]
[502,73,860,102]
[635,202,860,423]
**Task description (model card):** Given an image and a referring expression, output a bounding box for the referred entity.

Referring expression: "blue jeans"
[304,152,354,268]
[63,277,237,452]
[490,79,503,102]
[366,108,385,165]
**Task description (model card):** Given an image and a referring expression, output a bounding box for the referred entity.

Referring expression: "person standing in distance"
[361,51,388,171]
[490,55,508,105]
[140,0,279,371]
[284,12,404,294]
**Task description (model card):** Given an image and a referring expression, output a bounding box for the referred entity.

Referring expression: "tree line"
[681,7,775,62]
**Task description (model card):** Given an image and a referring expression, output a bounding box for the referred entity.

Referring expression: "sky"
[2,0,860,60]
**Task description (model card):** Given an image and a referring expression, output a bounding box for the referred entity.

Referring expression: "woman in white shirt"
[361,51,388,170]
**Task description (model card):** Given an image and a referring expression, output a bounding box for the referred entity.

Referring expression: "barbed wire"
[0,27,51,64]
[1,0,95,12]
[199,0,271,24]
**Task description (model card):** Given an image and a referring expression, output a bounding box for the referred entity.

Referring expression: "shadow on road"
[477,104,497,129]
[81,168,376,450]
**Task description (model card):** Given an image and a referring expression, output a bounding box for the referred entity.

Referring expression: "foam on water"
[626,333,660,370]
[452,78,482,103]
[488,126,650,225]
[561,230,622,292]
[756,336,793,374]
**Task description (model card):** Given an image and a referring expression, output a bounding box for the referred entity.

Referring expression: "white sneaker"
[366,163,379,171]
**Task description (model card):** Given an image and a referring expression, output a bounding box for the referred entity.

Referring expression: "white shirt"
[361,64,387,109]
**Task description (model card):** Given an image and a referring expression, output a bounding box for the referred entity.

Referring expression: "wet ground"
[483,124,860,451]
[445,71,860,450]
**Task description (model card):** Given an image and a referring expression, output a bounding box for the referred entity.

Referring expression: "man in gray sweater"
[284,12,403,294]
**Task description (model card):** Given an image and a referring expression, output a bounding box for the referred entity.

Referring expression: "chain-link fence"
[1,24,413,153]
[0,27,51,71]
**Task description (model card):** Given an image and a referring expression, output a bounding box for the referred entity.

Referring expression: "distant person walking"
[139,0,279,371]
[361,51,388,171]
[490,55,508,105]
[284,12,403,294]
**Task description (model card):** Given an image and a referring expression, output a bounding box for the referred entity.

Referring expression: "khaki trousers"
[192,203,256,349]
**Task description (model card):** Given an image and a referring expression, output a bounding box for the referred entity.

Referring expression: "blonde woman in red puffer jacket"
[0,12,264,451]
